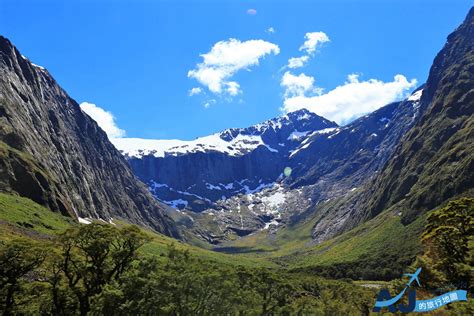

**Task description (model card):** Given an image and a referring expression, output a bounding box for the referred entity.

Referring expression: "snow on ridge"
[287,130,310,140]
[315,127,338,135]
[21,54,45,70]
[112,133,272,158]
[31,63,45,70]
[289,127,340,157]
[112,109,328,159]
[408,89,423,102]
[205,182,222,190]
[289,142,310,157]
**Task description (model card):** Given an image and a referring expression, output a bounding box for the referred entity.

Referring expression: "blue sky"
[1,0,472,140]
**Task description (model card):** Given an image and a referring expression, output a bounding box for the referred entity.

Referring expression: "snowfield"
[112,133,272,158]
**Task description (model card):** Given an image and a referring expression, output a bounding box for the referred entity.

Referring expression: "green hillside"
[0,192,384,314]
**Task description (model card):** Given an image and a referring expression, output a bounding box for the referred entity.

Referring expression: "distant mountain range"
[113,85,424,243]
[112,109,337,211]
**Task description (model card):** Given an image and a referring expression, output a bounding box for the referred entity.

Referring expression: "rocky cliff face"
[0,36,177,236]
[364,8,474,224]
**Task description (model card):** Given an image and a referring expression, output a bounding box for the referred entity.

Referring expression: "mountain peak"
[113,108,337,158]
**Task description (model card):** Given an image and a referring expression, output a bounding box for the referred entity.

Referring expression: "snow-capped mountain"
[113,93,423,243]
[176,91,424,243]
[113,109,336,159]
[112,109,337,211]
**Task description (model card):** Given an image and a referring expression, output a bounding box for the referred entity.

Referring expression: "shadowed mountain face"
[114,109,337,211]
[364,8,474,224]
[0,36,177,237]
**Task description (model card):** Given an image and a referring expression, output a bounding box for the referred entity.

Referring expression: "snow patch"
[289,142,310,157]
[316,127,338,134]
[163,199,188,209]
[205,182,222,190]
[263,219,280,229]
[408,89,423,102]
[287,130,310,141]
[261,191,286,214]
[78,217,92,225]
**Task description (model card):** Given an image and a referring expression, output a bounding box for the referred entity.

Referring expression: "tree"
[253,268,295,315]
[55,223,149,316]
[421,197,474,290]
[0,238,46,315]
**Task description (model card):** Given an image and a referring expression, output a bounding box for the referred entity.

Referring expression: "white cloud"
[287,55,309,69]
[225,82,240,96]
[299,31,330,54]
[247,9,257,15]
[80,102,126,138]
[188,38,280,96]
[282,74,417,125]
[286,31,329,69]
[188,87,202,96]
[281,71,317,97]
[266,27,275,34]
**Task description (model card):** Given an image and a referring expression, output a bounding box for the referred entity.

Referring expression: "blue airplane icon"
[404,267,422,287]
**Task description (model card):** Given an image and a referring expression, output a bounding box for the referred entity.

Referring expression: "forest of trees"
[0,223,375,315]
[1,197,472,315]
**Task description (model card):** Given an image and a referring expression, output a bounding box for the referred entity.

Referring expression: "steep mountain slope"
[0,36,177,236]
[113,109,337,211]
[364,8,474,224]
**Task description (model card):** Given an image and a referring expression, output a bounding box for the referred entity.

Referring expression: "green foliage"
[273,212,426,281]
[0,238,46,315]
[53,223,150,315]
[0,224,377,315]
[419,197,474,290]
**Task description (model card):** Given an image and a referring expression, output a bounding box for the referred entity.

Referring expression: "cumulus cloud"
[188,87,202,96]
[286,31,329,69]
[287,56,309,69]
[282,74,417,124]
[281,71,317,97]
[188,38,280,96]
[299,31,330,54]
[80,102,126,138]
[247,9,257,15]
